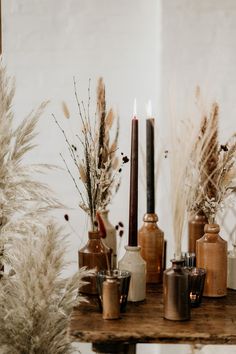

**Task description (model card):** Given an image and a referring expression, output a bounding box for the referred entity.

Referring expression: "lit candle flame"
[133,98,137,118]
[146,100,152,118]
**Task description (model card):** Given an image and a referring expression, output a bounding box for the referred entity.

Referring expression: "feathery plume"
[0,222,94,354]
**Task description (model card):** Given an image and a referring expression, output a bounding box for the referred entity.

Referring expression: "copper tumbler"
[163,259,190,321]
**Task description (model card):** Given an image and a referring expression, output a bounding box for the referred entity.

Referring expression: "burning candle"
[128,99,139,246]
[146,100,155,214]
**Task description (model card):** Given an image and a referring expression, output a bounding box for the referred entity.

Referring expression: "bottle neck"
[171,259,185,269]
[88,230,101,240]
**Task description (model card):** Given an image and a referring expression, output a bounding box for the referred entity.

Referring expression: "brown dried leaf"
[105,109,114,129]
[62,101,70,119]
[79,164,87,183]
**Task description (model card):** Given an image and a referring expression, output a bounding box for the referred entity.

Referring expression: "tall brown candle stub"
[128,117,138,247]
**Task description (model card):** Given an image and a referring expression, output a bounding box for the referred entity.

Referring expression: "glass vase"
[188,211,208,254]
[100,210,117,269]
[196,223,227,297]
[163,259,190,321]
[138,213,164,283]
[78,230,111,295]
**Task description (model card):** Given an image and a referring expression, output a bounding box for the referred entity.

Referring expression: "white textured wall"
[2,1,236,353]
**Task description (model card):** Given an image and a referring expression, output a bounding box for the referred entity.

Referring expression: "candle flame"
[146,100,152,118]
[133,98,137,118]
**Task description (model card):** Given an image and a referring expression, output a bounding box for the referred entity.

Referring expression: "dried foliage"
[168,115,200,260]
[54,77,127,229]
[0,63,62,267]
[0,222,94,354]
[186,92,236,223]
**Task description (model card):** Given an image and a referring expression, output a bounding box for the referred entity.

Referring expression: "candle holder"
[97,269,131,312]
[138,213,164,283]
[118,245,146,302]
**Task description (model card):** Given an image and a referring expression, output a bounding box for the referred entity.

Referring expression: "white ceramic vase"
[118,245,146,302]
[228,243,236,290]
[100,210,117,269]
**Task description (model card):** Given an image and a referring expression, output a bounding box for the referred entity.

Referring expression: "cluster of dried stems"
[169,88,236,258]
[0,223,93,354]
[55,77,123,230]
[186,90,236,223]
[0,64,62,267]
[0,63,92,353]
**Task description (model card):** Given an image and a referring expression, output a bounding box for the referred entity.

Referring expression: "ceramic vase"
[79,230,111,295]
[138,213,164,283]
[227,243,236,290]
[163,259,190,321]
[118,245,146,302]
[100,210,117,269]
[188,211,208,254]
[196,223,227,297]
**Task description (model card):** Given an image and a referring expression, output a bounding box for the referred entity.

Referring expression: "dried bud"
[122,156,129,164]
[119,230,124,237]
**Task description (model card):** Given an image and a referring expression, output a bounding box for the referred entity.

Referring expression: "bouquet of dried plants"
[0,222,94,354]
[186,93,236,223]
[0,63,62,269]
[168,111,201,259]
[54,77,127,230]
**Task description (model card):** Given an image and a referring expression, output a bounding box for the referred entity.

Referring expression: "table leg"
[92,342,136,354]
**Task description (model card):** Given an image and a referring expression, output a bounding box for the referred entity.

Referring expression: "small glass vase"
[118,245,146,302]
[227,243,236,290]
[163,259,190,321]
[78,230,111,295]
[100,210,117,269]
[138,213,164,283]
[188,211,208,254]
[196,223,227,297]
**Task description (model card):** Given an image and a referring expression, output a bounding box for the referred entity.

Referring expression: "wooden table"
[69,285,236,353]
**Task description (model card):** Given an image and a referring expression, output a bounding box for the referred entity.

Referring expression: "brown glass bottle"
[138,213,164,283]
[79,230,111,295]
[188,211,208,253]
[196,223,227,297]
[163,259,190,321]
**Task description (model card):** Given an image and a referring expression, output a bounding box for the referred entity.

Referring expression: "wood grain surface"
[69,284,236,345]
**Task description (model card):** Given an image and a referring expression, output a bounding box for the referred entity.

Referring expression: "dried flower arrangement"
[0,64,62,270]
[54,77,128,230]
[186,92,236,223]
[168,114,200,260]
[0,222,94,354]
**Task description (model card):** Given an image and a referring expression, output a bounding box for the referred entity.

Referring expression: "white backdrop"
[2,1,236,353]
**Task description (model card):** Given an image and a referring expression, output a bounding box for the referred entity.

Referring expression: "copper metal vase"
[138,213,164,283]
[102,275,120,320]
[188,211,208,254]
[163,259,190,321]
[196,223,227,297]
[79,230,111,295]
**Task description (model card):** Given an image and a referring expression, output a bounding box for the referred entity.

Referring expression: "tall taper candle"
[128,100,138,246]
[146,116,155,213]
[146,101,155,213]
